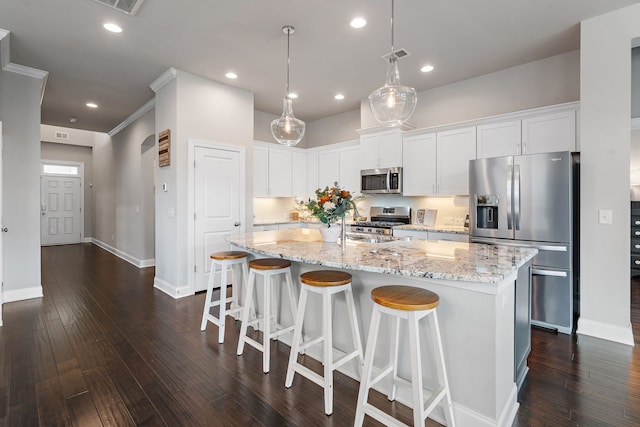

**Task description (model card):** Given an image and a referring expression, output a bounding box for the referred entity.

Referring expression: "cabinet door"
[318,148,340,189]
[428,231,469,242]
[380,132,403,167]
[291,150,307,198]
[253,145,269,197]
[402,133,437,196]
[306,151,319,198]
[393,228,429,240]
[268,147,292,197]
[437,127,477,195]
[522,110,576,154]
[360,134,380,169]
[339,145,361,194]
[477,120,522,158]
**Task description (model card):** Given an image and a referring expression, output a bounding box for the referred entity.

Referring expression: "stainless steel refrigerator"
[469,151,579,334]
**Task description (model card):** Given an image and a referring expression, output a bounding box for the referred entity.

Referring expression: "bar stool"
[285,270,364,416]
[354,285,455,427]
[200,250,251,344]
[236,258,298,373]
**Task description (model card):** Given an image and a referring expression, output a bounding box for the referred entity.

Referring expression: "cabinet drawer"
[632,238,640,254]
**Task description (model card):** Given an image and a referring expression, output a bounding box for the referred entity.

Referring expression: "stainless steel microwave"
[360,167,403,194]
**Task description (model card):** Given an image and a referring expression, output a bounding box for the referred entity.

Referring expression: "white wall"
[0,70,44,300]
[254,110,278,144]
[92,133,116,249]
[109,108,155,265]
[304,109,361,148]
[41,125,100,147]
[154,69,254,296]
[361,50,580,130]
[40,142,94,238]
[578,3,640,345]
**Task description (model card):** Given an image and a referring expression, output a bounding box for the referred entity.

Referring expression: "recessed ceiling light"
[350,17,367,29]
[225,72,238,79]
[86,102,98,108]
[421,65,435,73]
[288,92,298,99]
[103,23,122,33]
[334,94,345,100]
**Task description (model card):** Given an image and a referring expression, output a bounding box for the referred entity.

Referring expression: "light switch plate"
[598,209,612,224]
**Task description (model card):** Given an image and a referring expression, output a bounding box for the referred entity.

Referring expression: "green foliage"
[304,182,357,227]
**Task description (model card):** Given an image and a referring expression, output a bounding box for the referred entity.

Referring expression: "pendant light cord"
[390,0,395,55]
[286,27,291,96]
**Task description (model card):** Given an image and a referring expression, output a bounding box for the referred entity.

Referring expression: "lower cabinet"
[393,229,469,242]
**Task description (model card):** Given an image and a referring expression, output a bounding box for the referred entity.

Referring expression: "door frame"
[187,139,246,294]
[40,159,85,245]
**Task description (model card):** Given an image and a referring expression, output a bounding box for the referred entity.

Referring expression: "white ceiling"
[1,0,639,133]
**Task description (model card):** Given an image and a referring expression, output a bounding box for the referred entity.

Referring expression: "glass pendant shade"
[369,0,417,127]
[369,54,417,127]
[271,97,305,146]
[271,25,305,146]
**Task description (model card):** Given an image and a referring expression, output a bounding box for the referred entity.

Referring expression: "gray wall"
[0,69,43,297]
[361,50,580,130]
[305,109,361,148]
[40,142,94,238]
[632,47,640,118]
[109,108,155,264]
[154,69,254,295]
[578,3,640,345]
[254,110,278,144]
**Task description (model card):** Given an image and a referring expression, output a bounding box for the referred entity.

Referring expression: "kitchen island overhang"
[227,229,536,427]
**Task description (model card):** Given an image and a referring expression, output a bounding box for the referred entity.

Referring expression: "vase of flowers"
[304,183,357,243]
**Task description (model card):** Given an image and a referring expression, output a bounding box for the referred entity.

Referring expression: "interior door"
[0,122,3,326]
[41,176,82,245]
[194,146,242,292]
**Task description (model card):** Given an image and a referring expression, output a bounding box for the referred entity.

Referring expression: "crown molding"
[149,67,177,93]
[0,28,49,104]
[108,98,156,136]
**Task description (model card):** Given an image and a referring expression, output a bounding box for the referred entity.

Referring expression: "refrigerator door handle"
[507,166,513,230]
[514,164,521,230]
[532,268,568,278]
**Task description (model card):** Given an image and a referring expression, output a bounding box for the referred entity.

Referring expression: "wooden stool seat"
[286,270,363,416]
[201,250,252,344]
[248,258,292,270]
[237,258,297,373]
[355,285,455,427]
[371,285,439,311]
[300,270,352,287]
[211,251,249,261]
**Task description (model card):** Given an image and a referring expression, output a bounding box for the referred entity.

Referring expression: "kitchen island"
[227,229,536,427]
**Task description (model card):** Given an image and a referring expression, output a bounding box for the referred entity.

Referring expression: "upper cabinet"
[477,108,577,159]
[403,127,476,196]
[338,144,361,193]
[360,129,403,169]
[306,141,361,197]
[254,142,303,198]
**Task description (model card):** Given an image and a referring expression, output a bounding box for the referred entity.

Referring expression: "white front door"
[193,146,243,292]
[41,176,82,245]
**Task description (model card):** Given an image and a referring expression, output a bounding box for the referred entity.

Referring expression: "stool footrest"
[370,364,394,389]
[298,335,324,352]
[332,349,361,371]
[362,402,410,427]
[290,363,325,388]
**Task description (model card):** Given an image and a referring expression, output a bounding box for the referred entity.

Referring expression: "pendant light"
[369,0,417,127]
[271,25,305,146]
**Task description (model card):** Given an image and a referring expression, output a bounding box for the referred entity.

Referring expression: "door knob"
[234,222,241,227]
[1,227,7,232]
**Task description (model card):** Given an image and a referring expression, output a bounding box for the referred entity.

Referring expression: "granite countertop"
[227,229,536,285]
[392,224,469,234]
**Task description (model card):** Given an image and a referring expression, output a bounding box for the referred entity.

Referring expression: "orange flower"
[320,196,330,204]
[340,190,350,198]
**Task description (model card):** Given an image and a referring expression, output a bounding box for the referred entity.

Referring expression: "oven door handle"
[532,268,567,278]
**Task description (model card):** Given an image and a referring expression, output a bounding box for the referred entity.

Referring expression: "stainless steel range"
[351,206,411,236]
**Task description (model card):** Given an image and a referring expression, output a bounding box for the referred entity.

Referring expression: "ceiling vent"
[55,131,69,140]
[92,0,146,15]
[383,49,410,61]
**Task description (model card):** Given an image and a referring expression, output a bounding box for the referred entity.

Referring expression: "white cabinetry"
[318,148,340,189]
[338,144,361,193]
[402,127,476,196]
[253,142,295,197]
[360,129,403,169]
[306,151,319,198]
[477,120,522,158]
[307,142,361,195]
[521,110,576,154]
[393,228,469,242]
[477,109,576,159]
[291,149,307,198]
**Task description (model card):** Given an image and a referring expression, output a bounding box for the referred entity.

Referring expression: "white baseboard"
[92,239,155,268]
[577,317,635,346]
[4,285,44,303]
[153,276,191,299]
[83,237,92,243]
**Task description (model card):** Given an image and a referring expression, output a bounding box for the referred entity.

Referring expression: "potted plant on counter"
[305,183,357,243]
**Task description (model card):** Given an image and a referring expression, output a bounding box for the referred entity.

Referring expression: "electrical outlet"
[598,209,612,224]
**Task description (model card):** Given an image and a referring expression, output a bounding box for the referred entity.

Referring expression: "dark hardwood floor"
[0,243,638,426]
